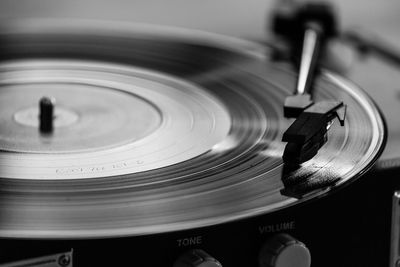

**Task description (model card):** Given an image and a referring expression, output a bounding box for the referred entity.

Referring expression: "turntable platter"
[0,21,386,238]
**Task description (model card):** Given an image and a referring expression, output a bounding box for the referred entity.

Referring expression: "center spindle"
[39,96,56,134]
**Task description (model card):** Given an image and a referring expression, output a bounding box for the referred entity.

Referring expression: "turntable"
[0,1,396,267]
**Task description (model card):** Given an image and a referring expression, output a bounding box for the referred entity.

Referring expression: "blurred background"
[0,0,399,42]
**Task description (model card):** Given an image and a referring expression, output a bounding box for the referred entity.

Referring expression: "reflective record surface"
[0,20,386,238]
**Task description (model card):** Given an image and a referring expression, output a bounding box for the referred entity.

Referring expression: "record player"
[0,1,398,267]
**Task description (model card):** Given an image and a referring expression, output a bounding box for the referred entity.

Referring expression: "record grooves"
[0,21,386,241]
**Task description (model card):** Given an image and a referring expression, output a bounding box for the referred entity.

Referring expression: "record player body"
[0,20,387,267]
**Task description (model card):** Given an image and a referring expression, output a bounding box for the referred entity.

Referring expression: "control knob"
[174,249,222,267]
[259,233,311,267]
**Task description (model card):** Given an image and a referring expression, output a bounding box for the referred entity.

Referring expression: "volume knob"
[259,234,311,267]
[174,249,222,267]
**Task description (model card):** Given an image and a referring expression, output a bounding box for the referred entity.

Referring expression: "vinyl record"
[0,20,386,238]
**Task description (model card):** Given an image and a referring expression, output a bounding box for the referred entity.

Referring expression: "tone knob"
[259,233,311,267]
[174,249,222,267]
